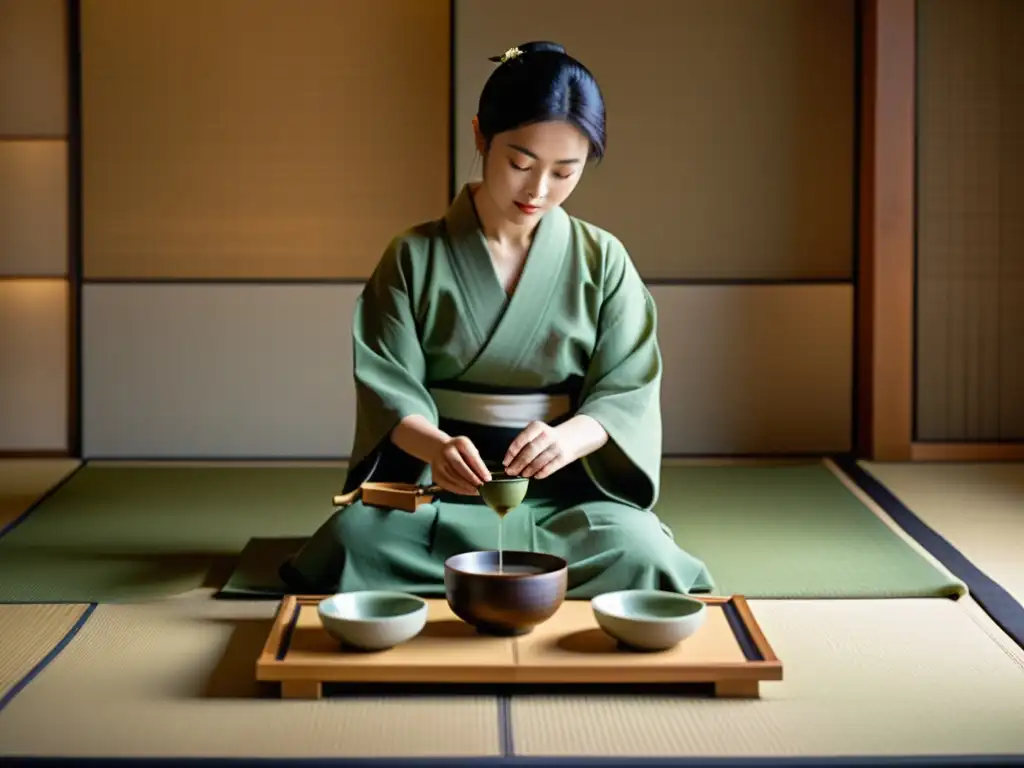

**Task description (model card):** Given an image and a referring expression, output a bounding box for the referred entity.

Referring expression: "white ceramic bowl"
[591,589,707,651]
[317,591,428,651]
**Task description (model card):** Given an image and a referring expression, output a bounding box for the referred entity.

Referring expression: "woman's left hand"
[503,421,576,479]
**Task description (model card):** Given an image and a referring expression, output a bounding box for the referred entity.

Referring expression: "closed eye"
[508,159,575,180]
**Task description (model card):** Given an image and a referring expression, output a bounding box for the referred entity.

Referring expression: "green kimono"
[280,185,714,598]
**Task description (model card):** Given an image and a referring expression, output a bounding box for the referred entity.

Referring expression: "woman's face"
[474,119,590,225]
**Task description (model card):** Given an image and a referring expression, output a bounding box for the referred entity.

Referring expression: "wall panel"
[0,0,67,136]
[653,284,852,455]
[81,284,359,458]
[0,280,68,451]
[998,0,1024,438]
[916,0,1024,441]
[0,141,68,276]
[81,284,850,459]
[999,279,1024,437]
[80,0,450,280]
[454,0,855,280]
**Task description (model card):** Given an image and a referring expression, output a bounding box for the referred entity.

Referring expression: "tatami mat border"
[3,753,1024,766]
[0,603,95,714]
[831,456,1024,651]
[498,696,515,757]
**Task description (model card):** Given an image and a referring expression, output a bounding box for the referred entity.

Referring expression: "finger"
[503,422,547,467]
[436,465,478,496]
[532,452,565,480]
[434,462,472,493]
[522,445,562,478]
[456,439,491,483]
[506,437,544,475]
[447,449,486,488]
[507,434,551,476]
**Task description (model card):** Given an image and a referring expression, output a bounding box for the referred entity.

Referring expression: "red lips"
[515,202,539,215]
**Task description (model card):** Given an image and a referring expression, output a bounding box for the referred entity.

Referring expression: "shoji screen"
[916,0,1024,442]
[78,0,450,457]
[0,0,70,454]
[455,0,856,454]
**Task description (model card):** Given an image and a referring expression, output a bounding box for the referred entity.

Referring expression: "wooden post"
[855,0,916,461]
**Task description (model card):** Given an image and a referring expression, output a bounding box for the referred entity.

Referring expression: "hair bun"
[488,41,566,64]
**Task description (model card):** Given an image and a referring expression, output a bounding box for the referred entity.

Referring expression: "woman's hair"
[477,41,606,161]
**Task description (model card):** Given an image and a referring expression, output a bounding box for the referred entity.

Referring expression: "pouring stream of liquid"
[492,506,510,573]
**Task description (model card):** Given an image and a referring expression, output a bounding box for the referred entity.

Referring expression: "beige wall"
[0,281,68,451]
[80,0,450,279]
[916,0,1024,441]
[0,0,69,453]
[0,0,67,137]
[455,0,855,281]
[80,283,852,458]
[71,0,856,458]
[0,141,68,276]
[7,1,1020,459]
[81,284,358,458]
[6,0,864,458]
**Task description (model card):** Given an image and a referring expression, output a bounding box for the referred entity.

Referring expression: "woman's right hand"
[430,436,492,495]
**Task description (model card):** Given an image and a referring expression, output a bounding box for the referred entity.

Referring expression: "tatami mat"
[0,460,966,603]
[0,459,80,530]
[0,603,88,704]
[2,457,1022,761]
[2,590,1020,760]
[0,461,89,715]
[0,589,500,759]
[511,598,1024,758]
[860,461,1024,605]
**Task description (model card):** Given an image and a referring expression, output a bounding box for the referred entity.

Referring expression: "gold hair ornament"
[501,47,523,64]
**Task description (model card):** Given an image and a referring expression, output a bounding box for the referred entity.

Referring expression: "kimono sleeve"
[575,237,663,510]
[347,236,439,484]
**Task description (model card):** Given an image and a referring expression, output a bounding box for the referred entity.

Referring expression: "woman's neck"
[470,182,537,252]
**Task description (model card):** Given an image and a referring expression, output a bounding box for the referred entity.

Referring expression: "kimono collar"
[438,184,573,371]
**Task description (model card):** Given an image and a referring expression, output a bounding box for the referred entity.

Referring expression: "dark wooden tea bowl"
[443,550,568,636]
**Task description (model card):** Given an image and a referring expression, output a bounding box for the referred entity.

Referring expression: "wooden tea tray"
[256,595,782,700]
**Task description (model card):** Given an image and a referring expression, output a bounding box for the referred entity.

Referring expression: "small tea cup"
[318,591,428,651]
[591,589,707,651]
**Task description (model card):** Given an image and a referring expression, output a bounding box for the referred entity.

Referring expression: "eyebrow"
[508,143,581,165]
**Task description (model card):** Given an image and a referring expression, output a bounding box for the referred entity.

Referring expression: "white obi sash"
[429,388,572,429]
